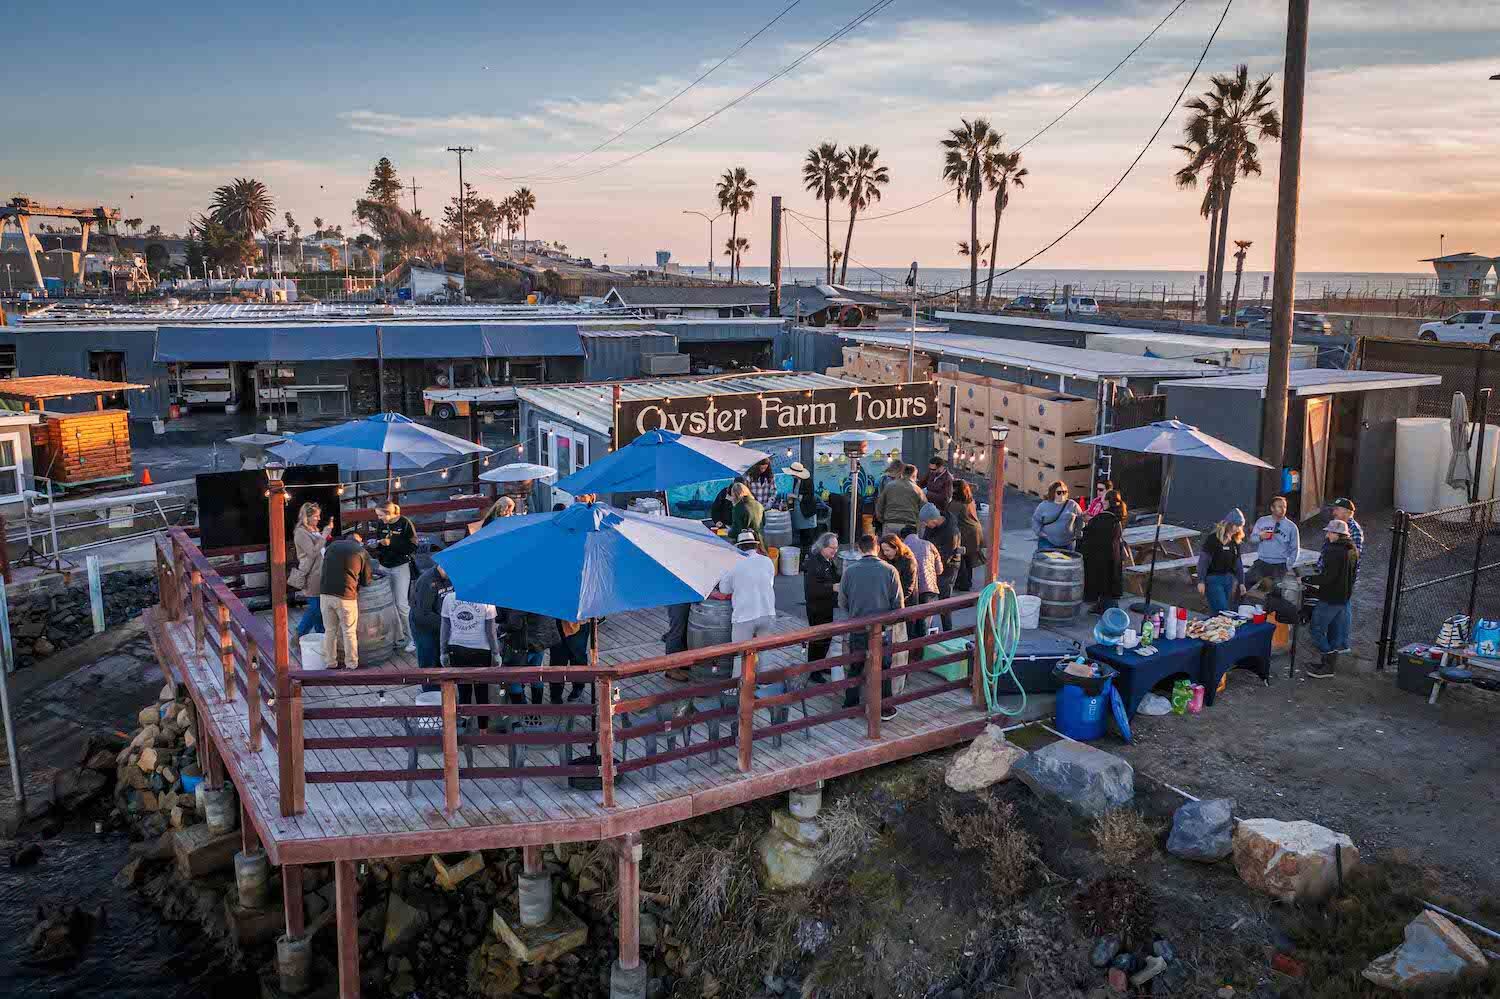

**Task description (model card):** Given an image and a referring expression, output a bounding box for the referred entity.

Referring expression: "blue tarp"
[155,325,378,362]
[379,324,495,359]
[482,324,584,357]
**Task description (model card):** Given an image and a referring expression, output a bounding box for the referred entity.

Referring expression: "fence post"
[864,623,883,739]
[246,638,262,752]
[737,650,758,773]
[597,678,616,809]
[1385,513,1412,671]
[279,681,304,817]
[1465,500,1494,625]
[1376,512,1403,670]
[441,681,460,815]
[191,569,205,655]
[86,555,105,635]
[218,602,234,700]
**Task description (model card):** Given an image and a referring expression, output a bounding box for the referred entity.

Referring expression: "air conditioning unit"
[639,353,691,376]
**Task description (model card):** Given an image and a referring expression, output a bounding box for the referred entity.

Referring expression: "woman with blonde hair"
[1196,509,1248,613]
[289,501,331,638]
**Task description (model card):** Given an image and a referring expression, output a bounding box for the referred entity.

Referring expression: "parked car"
[1234,305,1270,325]
[1417,310,1500,346]
[1045,296,1100,316]
[1246,312,1334,336]
[1003,295,1049,313]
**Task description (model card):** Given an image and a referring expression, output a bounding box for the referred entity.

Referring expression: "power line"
[493,1,803,182]
[785,0,1195,226]
[512,0,900,185]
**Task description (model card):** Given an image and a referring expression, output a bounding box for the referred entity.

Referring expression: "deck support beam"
[518,843,553,927]
[283,863,305,938]
[610,832,646,999]
[334,859,360,999]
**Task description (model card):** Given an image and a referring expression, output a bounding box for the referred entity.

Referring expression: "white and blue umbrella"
[434,500,746,622]
[270,412,491,495]
[1078,420,1271,611]
[553,430,766,496]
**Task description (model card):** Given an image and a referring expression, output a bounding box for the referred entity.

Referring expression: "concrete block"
[490,897,588,964]
[225,887,286,947]
[173,823,241,879]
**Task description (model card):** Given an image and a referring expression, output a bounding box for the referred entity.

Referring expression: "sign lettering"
[613,381,937,447]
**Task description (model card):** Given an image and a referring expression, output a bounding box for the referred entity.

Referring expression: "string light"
[440,469,450,480]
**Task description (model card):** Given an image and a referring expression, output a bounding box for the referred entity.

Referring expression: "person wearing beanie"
[1307,519,1358,677]
[1196,509,1248,613]
[921,501,962,632]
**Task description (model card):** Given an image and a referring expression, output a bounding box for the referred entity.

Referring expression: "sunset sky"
[4,0,1495,274]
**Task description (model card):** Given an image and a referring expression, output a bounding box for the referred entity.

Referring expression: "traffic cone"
[140,467,153,486]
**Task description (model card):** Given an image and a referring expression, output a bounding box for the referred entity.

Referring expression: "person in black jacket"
[802,532,840,681]
[1307,520,1358,677]
[710,476,746,526]
[502,608,562,704]
[369,500,419,652]
[921,502,962,631]
[408,563,450,668]
[1080,490,1126,614]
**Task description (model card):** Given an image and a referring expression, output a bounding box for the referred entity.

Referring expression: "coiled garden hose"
[974,580,1025,716]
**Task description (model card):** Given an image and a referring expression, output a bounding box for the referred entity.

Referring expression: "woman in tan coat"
[290,502,330,638]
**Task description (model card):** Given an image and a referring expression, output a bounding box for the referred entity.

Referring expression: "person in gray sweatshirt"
[1031,480,1084,552]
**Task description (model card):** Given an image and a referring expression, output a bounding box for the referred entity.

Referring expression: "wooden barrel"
[762,508,794,547]
[356,572,402,664]
[687,596,735,682]
[1026,550,1084,620]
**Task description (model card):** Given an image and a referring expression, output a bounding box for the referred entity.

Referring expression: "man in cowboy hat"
[1306,519,1358,678]
[787,460,821,554]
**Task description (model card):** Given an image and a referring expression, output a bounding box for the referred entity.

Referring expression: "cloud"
[339,109,551,139]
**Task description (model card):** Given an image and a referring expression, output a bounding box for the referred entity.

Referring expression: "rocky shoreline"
[8,570,159,669]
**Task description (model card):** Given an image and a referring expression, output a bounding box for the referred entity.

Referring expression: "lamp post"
[682,210,726,279]
[264,461,295,815]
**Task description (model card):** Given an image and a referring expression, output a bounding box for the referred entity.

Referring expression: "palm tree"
[802,143,846,283]
[512,187,537,249]
[957,240,990,269]
[724,236,750,279]
[980,147,1027,307]
[210,178,275,237]
[837,144,889,285]
[1228,239,1253,322]
[1177,65,1280,323]
[1174,129,1224,322]
[313,216,325,238]
[284,211,301,268]
[942,118,1001,310]
[715,167,756,284]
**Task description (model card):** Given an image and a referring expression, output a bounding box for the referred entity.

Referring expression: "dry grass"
[1091,808,1161,866]
[817,795,875,869]
[1074,874,1157,950]
[938,791,1042,902]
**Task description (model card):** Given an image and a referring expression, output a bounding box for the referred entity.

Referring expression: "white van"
[1045,296,1100,316]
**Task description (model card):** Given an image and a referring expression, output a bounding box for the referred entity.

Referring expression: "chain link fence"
[1357,337,1500,421]
[1378,498,1500,666]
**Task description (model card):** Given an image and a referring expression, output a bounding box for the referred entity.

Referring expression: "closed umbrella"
[1078,420,1272,611]
[552,431,766,496]
[270,412,491,495]
[1447,391,1472,494]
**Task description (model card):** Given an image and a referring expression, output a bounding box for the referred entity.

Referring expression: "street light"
[682,210,726,279]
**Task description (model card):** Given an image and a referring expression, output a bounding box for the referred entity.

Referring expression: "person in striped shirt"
[1319,497,1364,576]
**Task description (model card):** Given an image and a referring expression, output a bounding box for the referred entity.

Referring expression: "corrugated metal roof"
[1160,368,1443,396]
[605,285,771,307]
[578,329,676,339]
[18,301,640,327]
[518,371,858,435]
[843,330,1230,380]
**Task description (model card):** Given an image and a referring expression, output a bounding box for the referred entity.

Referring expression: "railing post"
[279,680,304,817]
[246,638,263,752]
[970,602,986,709]
[441,681,460,815]
[864,622,883,739]
[191,568,205,655]
[736,649,758,773]
[597,677,616,808]
[218,602,234,701]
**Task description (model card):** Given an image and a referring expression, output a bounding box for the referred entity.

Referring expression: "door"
[87,351,127,408]
[1301,395,1331,520]
[539,421,589,497]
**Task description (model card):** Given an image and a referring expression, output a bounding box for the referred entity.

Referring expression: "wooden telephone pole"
[1260,0,1310,499]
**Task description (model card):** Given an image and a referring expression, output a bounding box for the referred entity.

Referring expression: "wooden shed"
[0,375,149,489]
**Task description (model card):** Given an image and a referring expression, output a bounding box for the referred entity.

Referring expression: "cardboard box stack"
[840,345,933,384]
[933,374,1099,496]
[1023,392,1096,498]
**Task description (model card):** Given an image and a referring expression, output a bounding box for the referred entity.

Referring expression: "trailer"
[422,385,519,420]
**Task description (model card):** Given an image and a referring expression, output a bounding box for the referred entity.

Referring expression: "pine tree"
[366,158,402,207]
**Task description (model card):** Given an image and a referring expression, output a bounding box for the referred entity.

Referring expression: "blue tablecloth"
[1086,637,1205,718]
[1200,621,1274,705]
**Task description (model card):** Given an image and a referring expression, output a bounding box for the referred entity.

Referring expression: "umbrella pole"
[386,454,393,501]
[1133,455,1173,615]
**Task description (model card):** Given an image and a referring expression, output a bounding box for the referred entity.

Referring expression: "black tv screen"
[196,465,342,552]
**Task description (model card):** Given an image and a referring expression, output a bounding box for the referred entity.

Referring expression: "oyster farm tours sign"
[613,381,937,447]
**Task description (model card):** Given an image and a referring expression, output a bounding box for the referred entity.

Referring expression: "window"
[0,433,23,502]
[539,421,589,480]
[1462,312,1487,323]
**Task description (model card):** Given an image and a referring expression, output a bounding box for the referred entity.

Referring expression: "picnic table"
[1120,523,1200,567]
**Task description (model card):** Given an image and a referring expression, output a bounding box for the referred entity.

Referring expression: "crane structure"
[0,197,122,292]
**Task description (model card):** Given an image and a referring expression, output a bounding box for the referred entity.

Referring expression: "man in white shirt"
[717,531,778,645]
[440,590,499,729]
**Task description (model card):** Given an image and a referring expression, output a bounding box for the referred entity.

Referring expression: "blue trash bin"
[1055,675,1115,742]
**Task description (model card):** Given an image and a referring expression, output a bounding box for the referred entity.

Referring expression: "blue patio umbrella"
[1077,420,1271,611]
[433,500,746,623]
[552,430,767,496]
[270,412,491,491]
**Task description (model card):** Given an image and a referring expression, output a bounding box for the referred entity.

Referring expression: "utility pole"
[1260,0,1310,500]
[446,146,474,303]
[768,196,782,317]
[905,262,919,379]
[409,178,422,215]
[682,210,725,280]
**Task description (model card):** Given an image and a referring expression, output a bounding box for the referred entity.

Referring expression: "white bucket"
[299,633,327,670]
[779,546,801,576]
[1016,594,1042,630]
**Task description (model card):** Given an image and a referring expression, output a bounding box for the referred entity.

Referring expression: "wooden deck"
[147,599,989,865]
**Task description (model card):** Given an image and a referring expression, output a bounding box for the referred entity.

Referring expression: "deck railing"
[158,526,986,819]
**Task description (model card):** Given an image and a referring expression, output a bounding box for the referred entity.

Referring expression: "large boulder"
[1362,910,1489,992]
[758,809,826,888]
[946,725,1028,793]
[1231,818,1358,902]
[1166,798,1235,862]
[1013,740,1133,818]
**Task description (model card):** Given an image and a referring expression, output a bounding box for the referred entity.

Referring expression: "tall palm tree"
[1177,65,1280,323]
[284,211,301,269]
[715,167,756,284]
[1174,128,1224,321]
[941,118,1001,309]
[837,144,890,285]
[724,236,750,280]
[980,147,1027,306]
[210,178,275,237]
[512,187,537,249]
[1228,239,1253,322]
[802,143,846,283]
[313,216,325,238]
[957,240,990,268]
